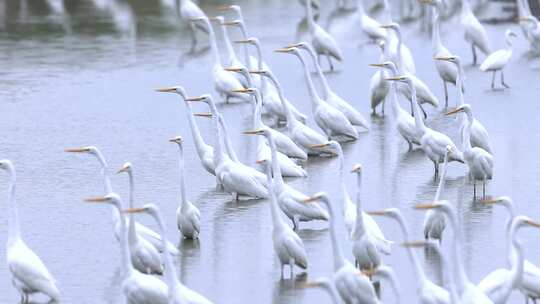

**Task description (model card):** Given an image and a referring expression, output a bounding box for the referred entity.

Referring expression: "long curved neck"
[395,30,404,72]
[264,164,285,231]
[267,74,297,129]
[114,201,132,277]
[434,244,459,303]
[435,153,449,200]
[336,145,348,202]
[445,206,469,292]
[211,110,226,166]
[253,91,264,129]
[461,113,473,152]
[461,0,472,16]
[267,134,284,186]
[305,46,331,99]
[253,42,267,93]
[219,117,239,162]
[325,200,346,271]
[395,213,427,282]
[177,145,188,211]
[127,171,137,244]
[154,211,180,287]
[184,99,209,157]
[387,67,403,117]
[409,82,426,133]
[357,0,365,15]
[7,168,20,245]
[238,25,251,68]
[206,18,221,66]
[456,62,465,106]
[508,232,524,289]
[95,150,112,193]
[296,53,321,110]
[353,171,365,236]
[219,23,237,63]
[432,11,442,54]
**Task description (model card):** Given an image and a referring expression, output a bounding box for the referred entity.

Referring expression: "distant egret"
[479,30,517,90]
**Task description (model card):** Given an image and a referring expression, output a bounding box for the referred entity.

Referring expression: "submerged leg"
[472,44,478,65]
[483,177,487,199]
[473,180,477,200]
[491,71,496,90]
[443,81,448,108]
[326,54,334,71]
[501,70,510,88]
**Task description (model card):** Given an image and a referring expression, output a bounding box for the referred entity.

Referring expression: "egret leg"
[382,99,385,116]
[483,177,486,199]
[419,103,428,119]
[491,71,496,90]
[326,55,334,71]
[280,264,284,279]
[443,81,448,108]
[290,260,295,279]
[433,161,439,178]
[472,44,478,65]
[292,215,300,231]
[501,71,510,88]
[473,180,477,200]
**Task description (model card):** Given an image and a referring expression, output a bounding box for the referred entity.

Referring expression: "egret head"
[414,200,454,216]
[512,215,540,231]
[310,140,340,152]
[519,16,539,24]
[480,196,513,212]
[168,136,184,150]
[366,208,401,219]
[85,193,121,206]
[234,37,258,46]
[209,16,225,24]
[231,87,257,96]
[65,145,99,156]
[385,75,411,85]
[193,112,212,119]
[224,66,249,77]
[155,86,187,96]
[185,94,212,105]
[243,128,270,137]
[435,55,460,65]
[445,104,472,116]
[217,4,241,15]
[275,46,299,56]
[286,42,316,54]
[116,162,132,175]
[223,19,243,27]
[190,16,208,23]
[249,69,271,78]
[124,203,160,217]
[350,163,362,174]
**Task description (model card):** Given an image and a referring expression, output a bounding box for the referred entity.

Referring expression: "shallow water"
[1,0,540,303]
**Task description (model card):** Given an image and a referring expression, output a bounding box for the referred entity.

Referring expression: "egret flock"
[4,0,540,303]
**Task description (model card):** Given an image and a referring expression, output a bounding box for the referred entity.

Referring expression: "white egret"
[305,0,343,70]
[1,160,60,303]
[380,22,416,74]
[446,104,493,199]
[298,278,340,304]
[229,87,307,177]
[480,197,540,302]
[244,128,328,229]
[116,163,164,275]
[86,194,168,304]
[234,38,307,124]
[423,146,451,242]
[369,41,390,115]
[365,265,402,302]
[311,143,391,249]
[477,215,540,304]
[125,204,212,304]
[216,5,255,68]
[251,69,336,156]
[188,95,268,200]
[386,76,464,176]
[304,192,378,303]
[169,136,202,239]
[65,146,179,255]
[401,240,459,303]
[422,0,458,106]
[371,62,419,150]
[280,47,358,141]
[191,17,248,103]
[259,159,308,277]
[350,164,388,271]
[436,55,492,152]
[479,30,517,90]
[223,70,307,161]
[357,0,387,42]
[367,208,451,303]
[291,42,370,130]
[415,201,494,303]
[178,0,208,49]
[156,86,216,176]
[210,16,248,87]
[460,0,491,65]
